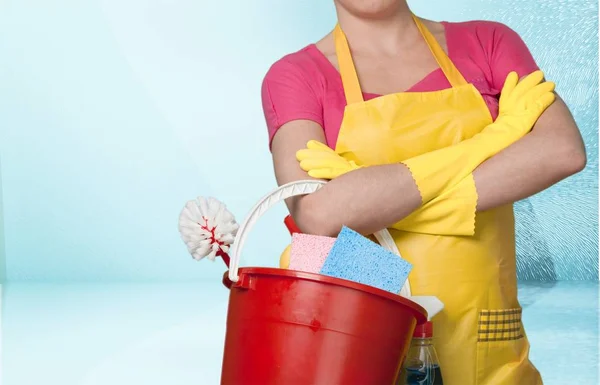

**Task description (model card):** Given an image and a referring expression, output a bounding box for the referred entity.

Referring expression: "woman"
[261,1,586,384]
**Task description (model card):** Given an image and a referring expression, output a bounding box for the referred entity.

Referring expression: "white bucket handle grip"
[228,180,411,297]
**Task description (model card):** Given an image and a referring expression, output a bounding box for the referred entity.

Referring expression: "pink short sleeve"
[261,56,324,149]
[482,22,540,90]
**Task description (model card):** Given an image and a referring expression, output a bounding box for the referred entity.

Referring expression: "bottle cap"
[413,320,433,338]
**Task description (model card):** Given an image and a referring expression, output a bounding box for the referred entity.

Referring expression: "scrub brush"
[178,196,239,267]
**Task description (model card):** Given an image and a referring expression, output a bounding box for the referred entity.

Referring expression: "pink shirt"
[261,20,539,149]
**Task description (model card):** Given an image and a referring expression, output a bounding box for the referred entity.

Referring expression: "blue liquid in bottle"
[405,364,443,385]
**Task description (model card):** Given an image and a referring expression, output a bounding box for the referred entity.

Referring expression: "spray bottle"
[397,295,444,385]
[400,320,444,385]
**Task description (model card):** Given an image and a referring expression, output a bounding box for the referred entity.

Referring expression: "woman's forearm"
[473,129,586,212]
[294,163,421,236]
[473,97,586,212]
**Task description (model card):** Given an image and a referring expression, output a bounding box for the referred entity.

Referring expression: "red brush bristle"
[197,216,231,267]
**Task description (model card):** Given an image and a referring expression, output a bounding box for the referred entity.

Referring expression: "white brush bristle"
[178,197,239,261]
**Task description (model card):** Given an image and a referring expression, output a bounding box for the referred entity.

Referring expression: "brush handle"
[217,250,230,268]
[227,180,411,297]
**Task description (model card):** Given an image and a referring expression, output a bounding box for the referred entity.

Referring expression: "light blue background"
[0,0,597,282]
[0,2,597,385]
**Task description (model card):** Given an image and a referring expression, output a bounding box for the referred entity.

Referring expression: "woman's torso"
[267,21,507,148]
[263,19,543,384]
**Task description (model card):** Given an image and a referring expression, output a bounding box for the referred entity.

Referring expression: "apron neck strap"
[412,15,467,87]
[334,24,364,105]
[333,15,468,105]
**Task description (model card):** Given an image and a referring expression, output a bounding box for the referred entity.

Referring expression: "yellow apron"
[280,16,544,385]
[330,16,542,385]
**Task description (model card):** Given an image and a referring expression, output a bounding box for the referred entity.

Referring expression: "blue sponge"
[319,226,412,294]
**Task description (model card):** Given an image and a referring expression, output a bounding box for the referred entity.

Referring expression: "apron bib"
[331,16,543,385]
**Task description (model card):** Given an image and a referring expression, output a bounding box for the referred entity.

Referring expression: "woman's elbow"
[292,197,341,237]
[566,146,587,174]
[559,144,587,177]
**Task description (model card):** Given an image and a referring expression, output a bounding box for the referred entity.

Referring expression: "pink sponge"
[289,233,336,273]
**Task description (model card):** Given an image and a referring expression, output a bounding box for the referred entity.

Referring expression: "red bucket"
[221,268,426,385]
[220,180,427,384]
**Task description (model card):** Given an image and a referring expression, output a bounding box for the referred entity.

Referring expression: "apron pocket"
[475,308,541,385]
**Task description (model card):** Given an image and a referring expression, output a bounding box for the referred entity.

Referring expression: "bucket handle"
[227,180,411,297]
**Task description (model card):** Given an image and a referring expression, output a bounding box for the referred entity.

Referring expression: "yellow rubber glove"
[401,70,555,205]
[296,141,480,236]
[296,72,555,237]
[391,174,478,236]
[296,140,363,179]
